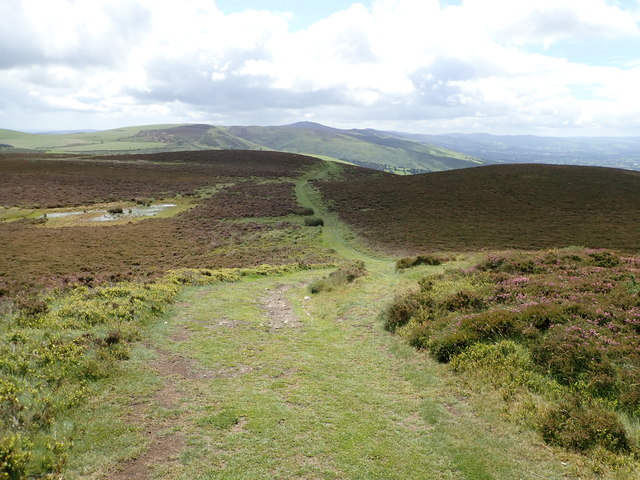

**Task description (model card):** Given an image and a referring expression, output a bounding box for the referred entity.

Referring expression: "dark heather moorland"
[318,163,640,253]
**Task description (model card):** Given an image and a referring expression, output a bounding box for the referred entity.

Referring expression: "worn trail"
[105,163,569,479]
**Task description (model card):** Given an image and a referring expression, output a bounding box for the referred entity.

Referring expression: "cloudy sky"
[1,0,639,135]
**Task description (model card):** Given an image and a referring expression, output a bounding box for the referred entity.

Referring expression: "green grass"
[90,267,569,479]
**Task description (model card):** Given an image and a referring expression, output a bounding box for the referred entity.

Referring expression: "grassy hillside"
[0,122,483,173]
[226,122,482,172]
[318,163,640,253]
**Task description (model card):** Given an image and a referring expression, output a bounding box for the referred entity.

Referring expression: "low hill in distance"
[4,122,640,172]
[0,123,482,173]
[318,163,640,253]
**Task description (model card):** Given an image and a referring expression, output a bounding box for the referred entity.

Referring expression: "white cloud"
[454,0,640,47]
[0,0,639,134]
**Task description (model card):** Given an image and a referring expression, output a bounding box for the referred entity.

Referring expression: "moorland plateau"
[0,148,639,479]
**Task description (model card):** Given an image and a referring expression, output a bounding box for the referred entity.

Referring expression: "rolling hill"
[224,122,481,172]
[0,123,483,173]
[318,163,640,253]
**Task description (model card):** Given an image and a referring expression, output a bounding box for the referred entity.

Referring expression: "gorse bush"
[382,248,640,458]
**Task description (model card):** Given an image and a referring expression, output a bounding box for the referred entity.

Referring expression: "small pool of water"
[91,204,177,222]
[39,204,177,222]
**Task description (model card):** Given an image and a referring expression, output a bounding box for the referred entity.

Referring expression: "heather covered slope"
[317,163,640,253]
[0,150,339,297]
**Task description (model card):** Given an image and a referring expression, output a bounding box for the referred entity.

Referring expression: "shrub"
[450,340,537,390]
[516,302,568,332]
[618,364,640,414]
[531,327,612,387]
[304,216,324,227]
[396,254,443,270]
[430,329,474,362]
[309,261,366,294]
[294,207,315,216]
[382,292,432,332]
[0,434,30,480]
[406,323,432,349]
[14,294,49,317]
[383,248,640,461]
[538,396,631,453]
[588,250,620,268]
[440,291,485,312]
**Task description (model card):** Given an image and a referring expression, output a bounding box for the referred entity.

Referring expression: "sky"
[1,0,639,136]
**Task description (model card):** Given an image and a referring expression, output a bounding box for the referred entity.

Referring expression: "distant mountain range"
[1,122,639,172]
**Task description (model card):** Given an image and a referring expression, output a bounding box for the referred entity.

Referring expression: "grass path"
[90,163,579,479]
[120,269,567,479]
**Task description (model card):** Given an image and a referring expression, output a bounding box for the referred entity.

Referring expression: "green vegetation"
[396,253,457,270]
[225,122,482,172]
[303,216,324,226]
[383,249,640,467]
[308,260,366,293]
[0,263,325,479]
